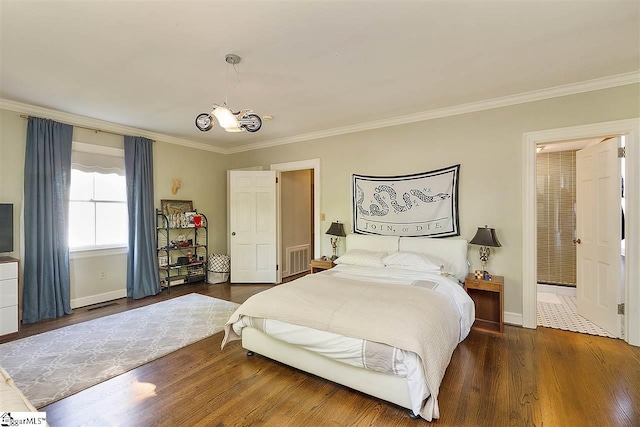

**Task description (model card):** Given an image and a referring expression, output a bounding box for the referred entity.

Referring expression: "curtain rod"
[19,114,129,138]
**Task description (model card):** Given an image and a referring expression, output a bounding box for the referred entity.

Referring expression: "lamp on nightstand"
[325,221,346,260]
[470,225,501,274]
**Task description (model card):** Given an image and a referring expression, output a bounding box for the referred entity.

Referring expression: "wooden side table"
[310,258,334,273]
[464,273,504,333]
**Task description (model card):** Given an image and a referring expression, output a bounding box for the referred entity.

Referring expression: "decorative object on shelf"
[469,225,501,274]
[184,212,197,228]
[195,54,263,133]
[171,178,181,195]
[325,221,347,260]
[161,199,193,216]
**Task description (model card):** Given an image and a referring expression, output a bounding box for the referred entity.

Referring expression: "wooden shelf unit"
[464,273,504,333]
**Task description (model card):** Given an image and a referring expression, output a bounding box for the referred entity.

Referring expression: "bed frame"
[239,233,469,419]
[242,327,415,414]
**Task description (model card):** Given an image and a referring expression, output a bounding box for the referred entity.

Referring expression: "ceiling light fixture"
[195,54,262,133]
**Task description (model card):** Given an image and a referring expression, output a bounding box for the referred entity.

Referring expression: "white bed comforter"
[326,264,474,340]
[223,265,474,420]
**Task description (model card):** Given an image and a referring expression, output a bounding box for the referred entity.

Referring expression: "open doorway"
[522,118,639,347]
[280,169,314,279]
[271,159,322,283]
[535,138,622,337]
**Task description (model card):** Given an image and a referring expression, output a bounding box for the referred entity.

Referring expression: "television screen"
[0,204,13,253]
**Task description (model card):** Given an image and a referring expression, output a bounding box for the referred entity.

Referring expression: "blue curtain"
[124,136,161,299]
[22,117,73,324]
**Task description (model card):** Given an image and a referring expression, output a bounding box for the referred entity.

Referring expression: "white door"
[229,170,277,283]
[576,137,621,336]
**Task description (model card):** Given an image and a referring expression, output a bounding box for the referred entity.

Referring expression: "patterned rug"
[537,293,616,338]
[0,293,239,408]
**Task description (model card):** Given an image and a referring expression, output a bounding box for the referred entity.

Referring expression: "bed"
[222,234,474,421]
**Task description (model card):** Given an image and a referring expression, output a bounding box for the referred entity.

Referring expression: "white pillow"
[334,249,386,268]
[399,237,469,282]
[382,251,442,272]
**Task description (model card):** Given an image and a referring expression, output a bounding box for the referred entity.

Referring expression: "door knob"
[231,232,236,236]
[573,238,581,244]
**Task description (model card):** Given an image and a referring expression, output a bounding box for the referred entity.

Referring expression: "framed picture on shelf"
[161,199,193,216]
[184,211,197,228]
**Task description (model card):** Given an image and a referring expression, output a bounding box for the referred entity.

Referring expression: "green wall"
[225,84,640,317]
[1,83,637,315]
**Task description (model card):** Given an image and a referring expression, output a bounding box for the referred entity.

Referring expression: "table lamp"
[325,221,346,260]
[470,225,501,274]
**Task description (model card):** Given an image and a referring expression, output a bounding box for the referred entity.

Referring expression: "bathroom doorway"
[535,137,624,337]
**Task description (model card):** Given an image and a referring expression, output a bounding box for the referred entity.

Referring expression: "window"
[69,142,127,250]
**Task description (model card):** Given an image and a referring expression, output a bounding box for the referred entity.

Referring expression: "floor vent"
[286,244,310,277]
[86,302,118,311]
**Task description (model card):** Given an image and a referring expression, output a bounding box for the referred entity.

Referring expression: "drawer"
[0,278,18,308]
[466,279,501,292]
[0,305,18,335]
[0,262,18,280]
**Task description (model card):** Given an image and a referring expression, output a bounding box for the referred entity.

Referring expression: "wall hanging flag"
[352,164,460,238]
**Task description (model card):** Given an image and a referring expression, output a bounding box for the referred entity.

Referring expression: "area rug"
[0,293,239,408]
[537,292,616,338]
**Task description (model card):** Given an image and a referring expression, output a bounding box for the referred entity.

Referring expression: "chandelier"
[195,54,263,133]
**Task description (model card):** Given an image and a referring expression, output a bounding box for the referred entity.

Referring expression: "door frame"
[522,118,640,346]
[271,158,321,271]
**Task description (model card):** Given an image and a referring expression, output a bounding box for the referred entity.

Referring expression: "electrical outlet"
[100,271,106,280]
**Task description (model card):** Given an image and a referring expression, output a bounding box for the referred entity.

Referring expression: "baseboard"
[537,283,577,296]
[504,311,523,326]
[71,289,127,309]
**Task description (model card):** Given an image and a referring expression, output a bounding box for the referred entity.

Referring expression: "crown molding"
[228,71,640,154]
[0,98,226,154]
[2,71,638,155]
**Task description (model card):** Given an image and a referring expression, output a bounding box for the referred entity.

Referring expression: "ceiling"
[537,138,602,154]
[1,1,639,153]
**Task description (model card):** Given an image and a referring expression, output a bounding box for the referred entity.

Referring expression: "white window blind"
[71,142,125,175]
[69,142,128,250]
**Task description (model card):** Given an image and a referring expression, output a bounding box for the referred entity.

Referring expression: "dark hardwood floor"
[3,281,639,426]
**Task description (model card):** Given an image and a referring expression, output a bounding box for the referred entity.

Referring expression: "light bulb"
[213,106,239,129]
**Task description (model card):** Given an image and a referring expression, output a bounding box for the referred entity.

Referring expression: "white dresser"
[0,257,19,336]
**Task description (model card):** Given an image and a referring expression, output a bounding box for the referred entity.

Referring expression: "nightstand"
[310,258,334,273]
[464,273,504,333]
